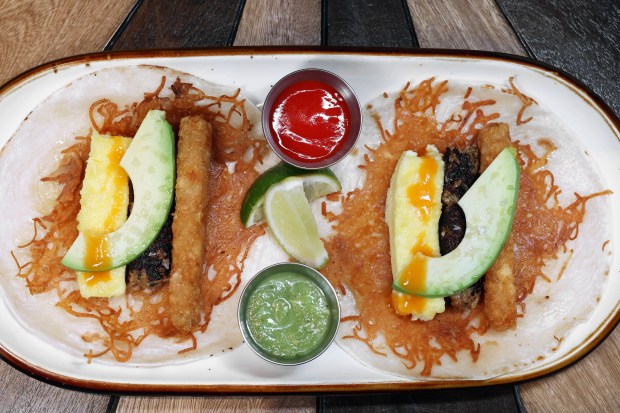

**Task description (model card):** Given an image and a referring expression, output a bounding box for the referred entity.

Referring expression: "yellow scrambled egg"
[75,132,131,298]
[385,145,446,320]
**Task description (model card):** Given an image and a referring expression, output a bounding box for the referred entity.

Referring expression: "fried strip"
[478,122,517,330]
[170,116,213,332]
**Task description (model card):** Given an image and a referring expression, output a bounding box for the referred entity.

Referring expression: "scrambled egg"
[385,145,446,321]
[75,132,131,298]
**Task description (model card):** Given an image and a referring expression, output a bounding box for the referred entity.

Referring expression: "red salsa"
[269,80,351,162]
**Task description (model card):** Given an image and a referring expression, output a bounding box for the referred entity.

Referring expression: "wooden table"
[1,1,618,412]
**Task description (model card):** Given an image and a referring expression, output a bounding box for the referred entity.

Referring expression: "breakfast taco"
[0,65,269,364]
[319,77,612,379]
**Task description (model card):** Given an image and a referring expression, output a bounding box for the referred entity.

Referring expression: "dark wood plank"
[234,0,320,46]
[325,0,418,47]
[496,0,620,115]
[319,387,519,413]
[0,362,110,413]
[111,0,244,49]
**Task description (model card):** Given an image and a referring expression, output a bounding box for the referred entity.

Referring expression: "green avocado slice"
[392,147,520,297]
[62,110,175,272]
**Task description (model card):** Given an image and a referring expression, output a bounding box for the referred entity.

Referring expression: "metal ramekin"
[237,262,340,366]
[261,68,362,170]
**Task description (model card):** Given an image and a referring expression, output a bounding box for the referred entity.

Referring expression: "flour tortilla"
[326,79,612,379]
[0,65,263,365]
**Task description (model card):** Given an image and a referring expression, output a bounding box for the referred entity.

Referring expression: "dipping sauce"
[269,80,351,162]
[245,272,332,359]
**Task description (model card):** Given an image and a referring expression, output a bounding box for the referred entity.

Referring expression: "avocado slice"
[392,147,520,297]
[62,110,175,272]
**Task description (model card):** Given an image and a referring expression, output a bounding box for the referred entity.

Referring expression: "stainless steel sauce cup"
[261,68,362,170]
[238,262,340,365]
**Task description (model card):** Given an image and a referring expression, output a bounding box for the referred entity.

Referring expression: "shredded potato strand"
[512,143,611,300]
[14,77,267,362]
[502,76,538,125]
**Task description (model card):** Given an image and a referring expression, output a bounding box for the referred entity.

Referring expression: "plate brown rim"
[0,46,618,395]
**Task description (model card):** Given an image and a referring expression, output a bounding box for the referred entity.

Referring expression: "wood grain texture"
[0,362,109,413]
[116,396,315,412]
[520,327,620,412]
[0,0,135,85]
[234,0,320,46]
[325,0,417,47]
[496,0,620,114]
[320,387,519,413]
[111,0,244,49]
[407,0,525,54]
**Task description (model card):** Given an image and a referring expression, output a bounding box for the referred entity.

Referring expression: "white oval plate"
[0,49,618,393]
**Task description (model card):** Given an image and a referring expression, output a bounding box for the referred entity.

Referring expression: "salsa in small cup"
[262,69,362,169]
[238,262,340,365]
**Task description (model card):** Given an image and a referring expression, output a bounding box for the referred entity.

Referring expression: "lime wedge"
[264,177,329,269]
[241,163,341,227]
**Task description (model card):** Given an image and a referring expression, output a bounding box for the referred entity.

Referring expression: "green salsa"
[246,272,332,359]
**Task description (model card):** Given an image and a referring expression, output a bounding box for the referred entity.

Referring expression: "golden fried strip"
[479,123,512,170]
[478,122,517,331]
[170,116,212,332]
